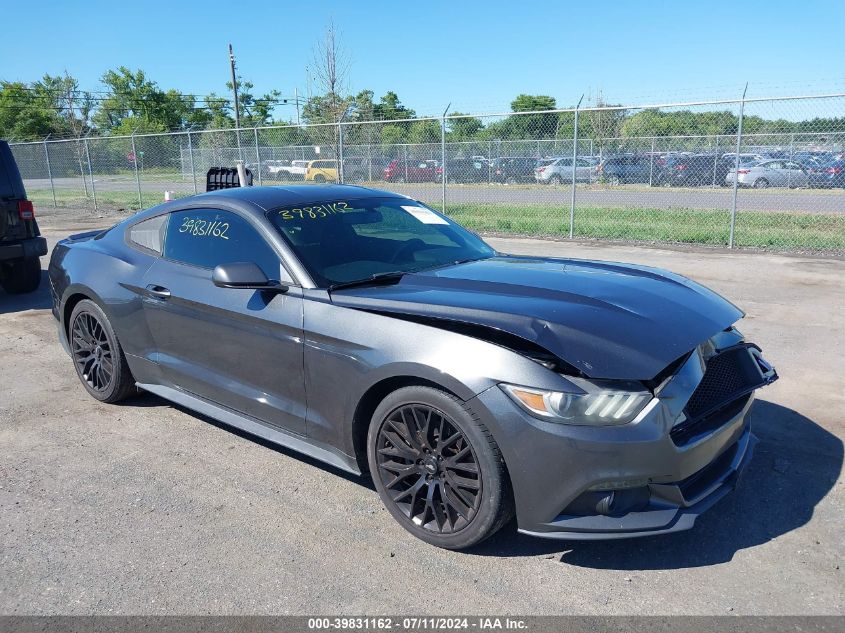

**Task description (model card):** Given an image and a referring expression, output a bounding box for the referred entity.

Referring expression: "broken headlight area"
[501,379,653,426]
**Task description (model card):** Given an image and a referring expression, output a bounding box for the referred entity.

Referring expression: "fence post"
[77,138,89,198]
[338,121,345,184]
[404,145,409,182]
[729,83,748,249]
[84,135,97,211]
[254,127,262,186]
[649,136,656,187]
[43,135,57,208]
[569,95,583,239]
[712,136,719,187]
[441,104,450,213]
[187,129,197,194]
[131,133,143,209]
[787,131,795,188]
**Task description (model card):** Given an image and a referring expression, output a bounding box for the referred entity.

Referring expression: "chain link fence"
[10,93,845,252]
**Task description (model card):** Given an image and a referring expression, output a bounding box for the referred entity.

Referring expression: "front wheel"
[368,386,513,550]
[0,257,41,294]
[68,299,136,403]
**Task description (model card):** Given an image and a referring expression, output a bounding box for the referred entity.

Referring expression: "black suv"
[655,153,733,187]
[597,155,652,184]
[490,157,540,184]
[0,140,47,294]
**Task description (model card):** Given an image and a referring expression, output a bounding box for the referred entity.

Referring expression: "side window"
[128,214,167,255]
[163,209,281,279]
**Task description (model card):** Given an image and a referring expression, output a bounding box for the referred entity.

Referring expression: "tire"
[313,174,326,184]
[548,175,562,186]
[68,299,136,403]
[608,175,622,186]
[753,178,769,189]
[505,176,517,185]
[0,257,41,294]
[367,386,513,550]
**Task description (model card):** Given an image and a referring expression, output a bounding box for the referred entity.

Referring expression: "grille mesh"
[685,348,754,420]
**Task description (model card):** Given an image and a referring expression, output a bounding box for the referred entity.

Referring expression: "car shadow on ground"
[0,271,52,314]
[470,400,843,568]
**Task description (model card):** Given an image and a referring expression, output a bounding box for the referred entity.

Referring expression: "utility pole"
[229,43,241,129]
[229,43,243,159]
[294,87,301,125]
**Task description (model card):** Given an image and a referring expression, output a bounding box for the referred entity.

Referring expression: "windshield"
[268,197,495,287]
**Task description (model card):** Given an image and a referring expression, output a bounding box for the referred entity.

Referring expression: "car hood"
[329,255,743,380]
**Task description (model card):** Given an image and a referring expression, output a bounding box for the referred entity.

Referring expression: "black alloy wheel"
[375,404,482,534]
[368,386,514,549]
[68,299,136,403]
[71,311,114,393]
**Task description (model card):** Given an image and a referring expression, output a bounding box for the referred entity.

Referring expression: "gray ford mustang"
[49,185,778,549]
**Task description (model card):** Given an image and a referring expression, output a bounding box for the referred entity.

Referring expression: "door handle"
[145,284,171,299]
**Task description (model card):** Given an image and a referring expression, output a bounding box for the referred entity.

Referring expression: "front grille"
[671,345,767,446]
[686,346,762,420]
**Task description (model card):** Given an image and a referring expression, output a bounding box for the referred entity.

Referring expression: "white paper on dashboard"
[401,205,449,225]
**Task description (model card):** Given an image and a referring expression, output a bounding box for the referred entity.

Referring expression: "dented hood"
[329,255,743,380]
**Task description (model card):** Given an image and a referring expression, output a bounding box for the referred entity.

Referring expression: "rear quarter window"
[128,214,167,255]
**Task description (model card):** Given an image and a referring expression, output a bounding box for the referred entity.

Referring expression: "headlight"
[501,381,652,426]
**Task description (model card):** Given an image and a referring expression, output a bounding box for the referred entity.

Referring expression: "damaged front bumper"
[469,333,776,541]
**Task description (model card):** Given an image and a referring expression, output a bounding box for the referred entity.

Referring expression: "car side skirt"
[136,382,361,476]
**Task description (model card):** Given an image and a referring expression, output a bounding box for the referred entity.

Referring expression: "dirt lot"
[1,210,843,615]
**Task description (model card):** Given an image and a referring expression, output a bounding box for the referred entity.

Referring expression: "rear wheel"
[0,257,41,294]
[368,386,513,550]
[608,175,622,186]
[753,178,770,189]
[69,299,136,403]
[313,174,326,183]
[548,175,562,186]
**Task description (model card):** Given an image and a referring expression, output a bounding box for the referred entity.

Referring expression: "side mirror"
[212,262,288,293]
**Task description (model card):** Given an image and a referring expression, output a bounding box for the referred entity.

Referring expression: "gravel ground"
[0,211,842,615]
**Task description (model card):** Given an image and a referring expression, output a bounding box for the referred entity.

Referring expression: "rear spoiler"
[206,167,253,191]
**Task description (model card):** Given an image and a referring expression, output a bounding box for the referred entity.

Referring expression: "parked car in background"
[304,159,338,183]
[721,152,769,165]
[490,157,540,184]
[725,160,809,188]
[597,155,651,185]
[535,157,596,185]
[339,156,378,182]
[436,158,488,183]
[655,154,733,187]
[262,160,291,178]
[0,140,47,294]
[278,160,309,180]
[383,159,438,183]
[807,159,845,188]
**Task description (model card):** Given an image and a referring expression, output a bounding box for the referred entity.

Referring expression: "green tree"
[93,67,193,133]
[448,112,484,140]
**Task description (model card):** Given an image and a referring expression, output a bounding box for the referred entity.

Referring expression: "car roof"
[125,185,412,227]
[200,184,403,208]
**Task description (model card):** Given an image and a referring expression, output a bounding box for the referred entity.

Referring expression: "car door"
[140,207,307,434]
[785,161,808,187]
[576,159,592,182]
[762,161,785,186]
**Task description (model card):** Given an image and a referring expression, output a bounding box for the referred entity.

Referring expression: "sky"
[3,0,845,119]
